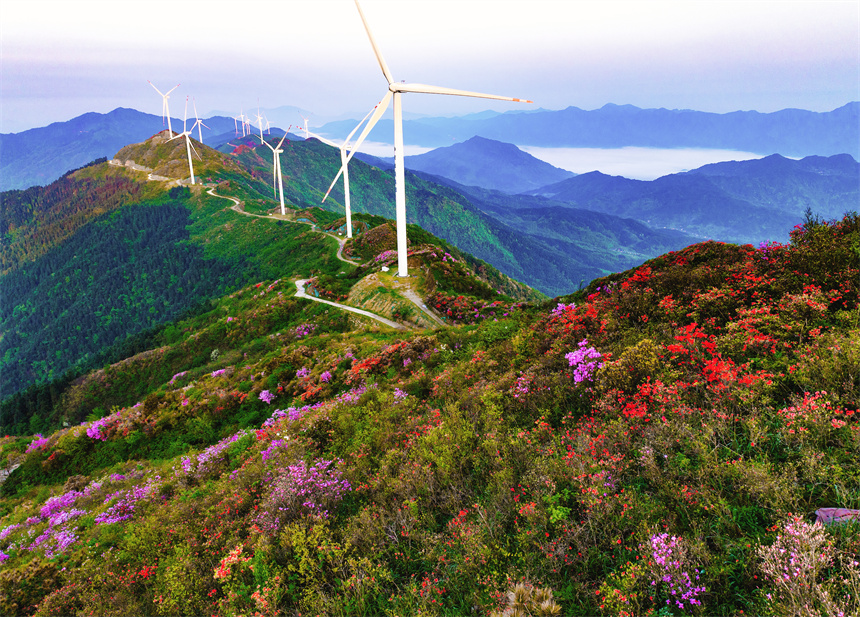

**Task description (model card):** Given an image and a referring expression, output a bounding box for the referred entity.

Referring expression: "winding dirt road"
[206,188,404,328]
[295,280,406,330]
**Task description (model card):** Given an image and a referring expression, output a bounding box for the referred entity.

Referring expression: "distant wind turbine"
[169,97,202,185]
[313,105,377,238]
[336,0,532,277]
[190,98,210,144]
[260,127,292,216]
[299,114,310,139]
[148,81,180,138]
[254,107,265,141]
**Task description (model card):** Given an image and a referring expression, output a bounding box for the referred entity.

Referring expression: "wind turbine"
[190,98,210,144]
[338,0,532,277]
[314,105,377,238]
[148,81,180,138]
[260,127,292,216]
[169,97,202,185]
[254,107,266,141]
[299,114,310,139]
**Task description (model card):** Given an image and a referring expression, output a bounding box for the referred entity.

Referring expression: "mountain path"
[393,282,446,327]
[205,188,408,329]
[295,280,406,330]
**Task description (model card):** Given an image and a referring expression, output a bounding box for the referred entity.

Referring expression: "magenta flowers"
[565,339,603,384]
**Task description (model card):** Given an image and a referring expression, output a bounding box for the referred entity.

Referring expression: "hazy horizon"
[2,0,857,134]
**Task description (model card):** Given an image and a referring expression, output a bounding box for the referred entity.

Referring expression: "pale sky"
[1,0,858,133]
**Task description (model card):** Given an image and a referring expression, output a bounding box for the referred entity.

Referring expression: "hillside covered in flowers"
[0,212,858,615]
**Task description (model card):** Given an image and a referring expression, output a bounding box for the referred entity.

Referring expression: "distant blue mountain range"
[319,102,859,158]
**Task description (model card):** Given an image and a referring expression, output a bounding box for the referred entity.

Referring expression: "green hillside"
[0,212,857,616]
[1,134,537,419]
[260,137,656,295]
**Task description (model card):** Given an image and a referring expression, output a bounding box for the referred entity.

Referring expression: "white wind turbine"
[235,109,248,137]
[314,105,377,238]
[254,108,266,141]
[190,98,210,144]
[260,126,292,216]
[169,97,202,186]
[299,114,310,139]
[148,81,180,138]
[338,0,532,277]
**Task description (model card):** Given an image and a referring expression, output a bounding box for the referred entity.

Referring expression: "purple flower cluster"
[95,479,160,526]
[296,367,311,379]
[254,459,351,534]
[261,403,322,428]
[25,434,49,453]
[375,249,397,263]
[261,439,290,462]
[294,323,317,338]
[211,368,228,378]
[86,416,111,441]
[169,371,188,385]
[648,533,706,611]
[336,384,375,405]
[40,491,84,519]
[259,390,275,404]
[393,388,409,402]
[565,339,604,384]
[2,481,107,559]
[551,302,576,317]
[757,240,782,262]
[177,430,252,481]
[320,370,333,383]
[0,523,22,541]
[512,374,531,399]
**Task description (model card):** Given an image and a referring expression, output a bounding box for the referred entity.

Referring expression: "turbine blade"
[322,168,344,203]
[306,130,338,149]
[342,90,391,166]
[323,92,390,203]
[188,137,201,160]
[354,0,394,85]
[148,80,165,97]
[343,104,378,150]
[166,83,180,95]
[276,126,290,149]
[394,82,533,103]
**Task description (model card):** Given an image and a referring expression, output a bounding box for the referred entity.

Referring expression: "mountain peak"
[403,136,574,193]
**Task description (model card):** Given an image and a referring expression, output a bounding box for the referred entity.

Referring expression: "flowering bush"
[294,323,317,338]
[253,459,351,534]
[645,533,706,612]
[756,516,860,616]
[565,339,604,384]
[26,434,49,453]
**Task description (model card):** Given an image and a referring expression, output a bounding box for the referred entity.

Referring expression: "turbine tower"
[148,81,180,138]
[340,0,532,277]
[169,97,202,185]
[315,105,377,238]
[260,127,292,216]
